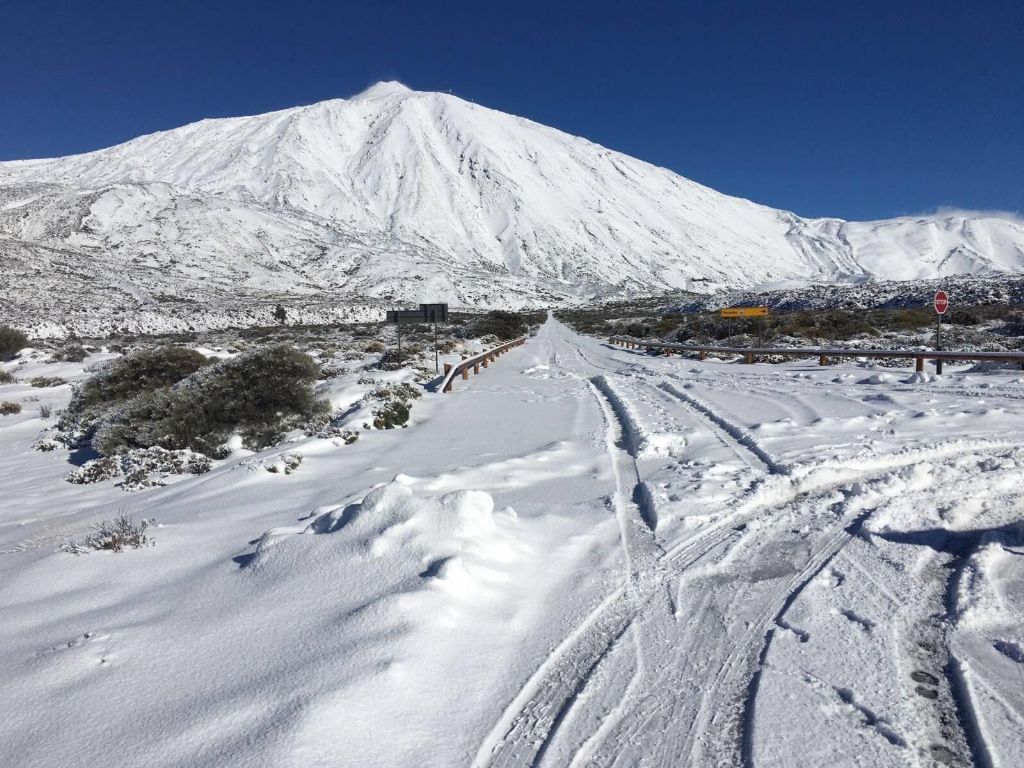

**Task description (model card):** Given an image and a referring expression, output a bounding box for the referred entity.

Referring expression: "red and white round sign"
[934,290,949,314]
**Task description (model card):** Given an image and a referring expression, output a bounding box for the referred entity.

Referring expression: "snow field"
[1,316,1023,767]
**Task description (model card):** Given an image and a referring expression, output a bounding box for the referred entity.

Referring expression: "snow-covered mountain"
[2,80,1023,335]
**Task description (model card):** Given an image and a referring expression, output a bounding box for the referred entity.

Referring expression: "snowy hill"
[2,81,1024,335]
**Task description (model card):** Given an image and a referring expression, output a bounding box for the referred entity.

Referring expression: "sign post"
[934,290,949,374]
[386,304,450,373]
[720,307,770,348]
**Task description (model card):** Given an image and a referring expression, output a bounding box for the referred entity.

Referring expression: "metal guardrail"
[439,336,527,393]
[609,336,1024,373]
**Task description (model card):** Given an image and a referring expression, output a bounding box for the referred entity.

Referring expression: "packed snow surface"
[3,82,1024,335]
[2,316,1023,767]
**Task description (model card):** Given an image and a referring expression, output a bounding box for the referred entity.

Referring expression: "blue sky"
[1,0,1021,220]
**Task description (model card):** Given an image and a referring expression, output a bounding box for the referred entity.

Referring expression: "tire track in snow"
[474,376,663,768]
[577,442,1016,768]
[480,325,1017,767]
[657,379,787,475]
[739,503,876,768]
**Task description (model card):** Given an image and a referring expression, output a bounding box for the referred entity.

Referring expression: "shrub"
[0,369,13,383]
[459,311,526,341]
[63,513,154,553]
[373,400,411,429]
[76,346,208,412]
[39,404,52,419]
[93,344,326,455]
[0,326,28,360]
[371,382,423,403]
[0,401,21,415]
[66,447,212,487]
[364,340,386,353]
[266,452,303,474]
[30,376,67,388]
[60,344,89,363]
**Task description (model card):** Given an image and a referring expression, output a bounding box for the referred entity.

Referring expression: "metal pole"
[434,318,439,374]
[397,313,402,368]
[936,313,942,375]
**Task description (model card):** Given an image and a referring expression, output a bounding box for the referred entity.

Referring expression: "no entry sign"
[934,290,949,314]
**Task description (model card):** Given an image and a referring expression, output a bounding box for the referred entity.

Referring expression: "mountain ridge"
[2,81,1023,336]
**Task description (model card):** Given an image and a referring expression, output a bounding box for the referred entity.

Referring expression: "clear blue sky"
[1,0,1021,220]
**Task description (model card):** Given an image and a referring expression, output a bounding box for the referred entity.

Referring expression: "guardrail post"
[474,362,480,374]
[915,357,923,372]
[462,367,469,380]
[819,354,828,366]
[745,353,754,364]
[482,357,489,368]
[444,363,452,376]
[699,351,706,361]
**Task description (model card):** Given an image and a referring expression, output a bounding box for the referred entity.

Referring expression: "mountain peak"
[352,81,414,100]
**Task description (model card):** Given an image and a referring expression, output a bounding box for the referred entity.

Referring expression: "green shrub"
[60,344,89,363]
[77,346,208,411]
[94,344,326,455]
[459,311,526,341]
[0,401,21,415]
[0,326,28,360]
[29,376,67,388]
[373,400,411,429]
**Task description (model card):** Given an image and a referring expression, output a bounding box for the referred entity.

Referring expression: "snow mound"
[254,482,520,591]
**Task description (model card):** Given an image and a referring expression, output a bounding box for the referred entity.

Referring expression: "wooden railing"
[439,336,527,393]
[609,336,1024,373]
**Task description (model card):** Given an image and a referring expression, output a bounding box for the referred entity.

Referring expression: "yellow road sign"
[720,307,769,318]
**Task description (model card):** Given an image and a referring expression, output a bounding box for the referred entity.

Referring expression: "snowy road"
[2,317,1023,767]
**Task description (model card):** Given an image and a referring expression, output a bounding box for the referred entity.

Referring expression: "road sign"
[386,310,428,323]
[386,304,450,374]
[421,303,449,323]
[386,303,449,324]
[720,307,769,318]
[934,290,949,315]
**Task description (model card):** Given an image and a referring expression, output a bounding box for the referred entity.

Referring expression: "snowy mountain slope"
[2,81,1023,335]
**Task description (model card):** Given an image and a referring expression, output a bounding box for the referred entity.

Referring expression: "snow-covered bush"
[458,310,526,341]
[0,369,13,384]
[0,325,28,360]
[373,401,411,429]
[265,452,303,474]
[301,411,359,443]
[0,401,21,415]
[29,376,66,388]
[63,513,154,553]
[66,456,121,484]
[369,382,422,430]
[64,344,325,457]
[76,345,208,411]
[59,344,89,363]
[66,446,212,488]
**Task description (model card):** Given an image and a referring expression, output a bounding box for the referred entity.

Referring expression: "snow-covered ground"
[1,316,1022,767]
